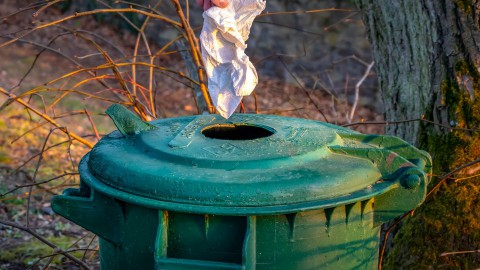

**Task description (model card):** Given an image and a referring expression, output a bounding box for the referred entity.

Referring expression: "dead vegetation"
[0,1,383,269]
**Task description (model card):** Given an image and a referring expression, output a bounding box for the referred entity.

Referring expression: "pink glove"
[196,0,229,10]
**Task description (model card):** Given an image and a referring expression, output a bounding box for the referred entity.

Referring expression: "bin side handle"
[51,187,125,245]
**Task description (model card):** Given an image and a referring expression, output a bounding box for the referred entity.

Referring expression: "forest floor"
[0,2,383,269]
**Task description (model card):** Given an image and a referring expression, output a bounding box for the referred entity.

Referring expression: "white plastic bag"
[200,0,266,119]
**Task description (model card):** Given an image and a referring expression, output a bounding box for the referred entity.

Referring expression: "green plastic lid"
[81,105,431,215]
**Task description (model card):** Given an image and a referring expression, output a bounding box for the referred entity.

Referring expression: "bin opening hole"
[202,124,275,140]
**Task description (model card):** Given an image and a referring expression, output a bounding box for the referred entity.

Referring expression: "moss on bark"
[384,133,480,269]
[456,0,475,14]
[384,61,480,268]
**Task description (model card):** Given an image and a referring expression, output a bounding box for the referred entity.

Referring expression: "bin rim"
[80,153,410,215]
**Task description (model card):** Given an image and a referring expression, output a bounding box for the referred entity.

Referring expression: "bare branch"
[426,158,480,199]
[171,0,214,113]
[31,0,64,18]
[278,56,329,122]
[257,8,354,17]
[0,2,45,21]
[347,61,374,123]
[0,220,92,269]
[0,7,182,49]
[0,172,78,197]
[440,250,480,257]
[26,128,58,228]
[343,118,480,132]
[0,87,94,148]
[84,109,101,141]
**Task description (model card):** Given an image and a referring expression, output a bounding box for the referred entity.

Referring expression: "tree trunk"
[355,0,480,268]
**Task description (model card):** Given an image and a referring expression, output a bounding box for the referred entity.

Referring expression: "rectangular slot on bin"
[167,212,247,264]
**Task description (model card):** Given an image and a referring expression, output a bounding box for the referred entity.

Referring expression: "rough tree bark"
[355,0,480,269]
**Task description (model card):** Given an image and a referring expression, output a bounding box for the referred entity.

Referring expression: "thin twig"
[1,184,70,202]
[0,87,94,148]
[10,121,48,144]
[185,0,190,21]
[95,1,148,100]
[333,54,370,66]
[426,158,480,199]
[31,0,64,17]
[278,56,329,122]
[1,172,78,197]
[441,250,480,256]
[39,255,55,270]
[323,12,358,31]
[17,61,197,95]
[453,173,480,182]
[171,0,214,113]
[378,211,412,270]
[177,38,206,113]
[347,61,374,123]
[259,107,306,114]
[82,235,98,262]
[74,29,127,57]
[0,220,91,269]
[73,28,141,117]
[29,248,98,270]
[3,35,115,94]
[254,20,324,36]
[26,128,57,228]
[0,8,182,49]
[116,0,167,16]
[84,109,101,141]
[130,0,160,118]
[253,91,259,114]
[257,8,353,17]
[0,1,45,21]
[7,32,69,93]
[11,140,69,176]
[342,118,480,132]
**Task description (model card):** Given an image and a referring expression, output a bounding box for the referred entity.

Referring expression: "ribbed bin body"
[61,178,380,270]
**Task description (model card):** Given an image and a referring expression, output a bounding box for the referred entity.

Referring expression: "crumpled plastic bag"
[200,0,266,119]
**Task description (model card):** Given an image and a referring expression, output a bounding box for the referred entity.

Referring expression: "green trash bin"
[52,104,431,270]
